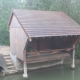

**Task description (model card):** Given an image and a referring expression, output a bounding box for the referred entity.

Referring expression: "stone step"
[8,70,17,73]
[7,66,14,69]
[6,70,17,75]
[4,58,11,61]
[5,59,12,62]
[4,56,10,59]
[6,62,13,66]
[3,54,17,75]
[3,54,10,56]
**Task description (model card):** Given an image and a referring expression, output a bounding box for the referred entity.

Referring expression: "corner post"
[61,59,64,64]
[23,48,28,78]
[23,62,28,78]
[71,46,75,69]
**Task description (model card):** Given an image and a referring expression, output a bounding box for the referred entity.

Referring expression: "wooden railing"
[27,52,70,63]
[27,47,73,57]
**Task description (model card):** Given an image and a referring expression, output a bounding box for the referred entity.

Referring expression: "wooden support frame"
[71,46,75,69]
[23,41,28,78]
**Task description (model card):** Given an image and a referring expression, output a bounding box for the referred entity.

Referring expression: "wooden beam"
[27,47,73,54]
[39,47,73,52]
[23,41,28,78]
[37,38,40,51]
[23,48,27,62]
[23,40,28,62]
[71,46,75,69]
[73,36,80,47]
[27,52,69,63]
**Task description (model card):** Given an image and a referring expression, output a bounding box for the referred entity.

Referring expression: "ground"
[0,46,10,55]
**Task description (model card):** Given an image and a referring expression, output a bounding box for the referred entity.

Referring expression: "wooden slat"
[27,47,73,54]
[27,53,69,63]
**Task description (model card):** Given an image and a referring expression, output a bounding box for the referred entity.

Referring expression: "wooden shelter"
[8,9,80,78]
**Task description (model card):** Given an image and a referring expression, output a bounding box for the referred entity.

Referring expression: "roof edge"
[7,12,13,28]
[8,10,31,41]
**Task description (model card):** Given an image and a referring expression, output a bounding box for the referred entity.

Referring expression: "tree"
[0,0,26,45]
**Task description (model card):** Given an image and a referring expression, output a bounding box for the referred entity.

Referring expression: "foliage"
[76,40,80,58]
[0,0,26,45]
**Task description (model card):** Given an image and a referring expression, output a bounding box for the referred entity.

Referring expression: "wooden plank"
[27,53,69,63]
[37,38,40,51]
[38,47,73,53]
[39,48,73,52]
[73,36,80,47]
[23,48,27,62]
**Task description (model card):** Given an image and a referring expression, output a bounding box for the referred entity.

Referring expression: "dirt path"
[0,46,10,55]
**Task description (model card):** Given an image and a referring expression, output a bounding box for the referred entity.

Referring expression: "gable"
[10,15,21,28]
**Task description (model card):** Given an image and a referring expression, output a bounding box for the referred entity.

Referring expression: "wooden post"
[71,46,75,69]
[38,38,40,51]
[23,48,28,78]
[61,59,64,64]
[23,62,28,78]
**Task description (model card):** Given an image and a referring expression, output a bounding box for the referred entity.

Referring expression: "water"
[1,64,80,80]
